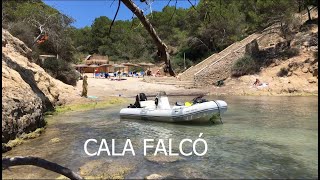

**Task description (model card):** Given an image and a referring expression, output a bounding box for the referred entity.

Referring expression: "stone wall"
[194,45,247,86]
[193,33,261,86]
[179,53,219,81]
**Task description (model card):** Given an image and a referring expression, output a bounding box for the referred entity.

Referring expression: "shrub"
[43,58,79,86]
[277,67,289,77]
[231,55,260,77]
[171,56,193,73]
[130,66,144,72]
[280,48,300,59]
[8,21,35,48]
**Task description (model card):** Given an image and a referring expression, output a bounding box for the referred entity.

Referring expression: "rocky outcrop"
[2,29,77,146]
[245,39,260,57]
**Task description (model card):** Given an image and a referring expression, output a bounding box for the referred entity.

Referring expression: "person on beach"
[81,75,88,98]
[117,70,121,80]
[253,78,262,86]
[156,69,161,77]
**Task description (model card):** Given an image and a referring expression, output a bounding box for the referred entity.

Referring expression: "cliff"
[2,29,77,147]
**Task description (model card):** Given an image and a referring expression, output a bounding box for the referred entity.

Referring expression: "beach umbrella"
[89,64,99,67]
[99,64,112,73]
[145,62,155,70]
[89,64,99,77]
[112,64,126,73]
[122,62,139,74]
[74,64,89,73]
[138,62,148,71]
[116,64,126,68]
[122,62,139,67]
[99,64,112,67]
[138,62,154,70]
[75,64,89,68]
[138,62,149,66]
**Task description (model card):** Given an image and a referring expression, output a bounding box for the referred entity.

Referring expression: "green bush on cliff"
[277,67,289,77]
[171,56,193,73]
[280,48,300,59]
[43,58,79,86]
[231,55,260,77]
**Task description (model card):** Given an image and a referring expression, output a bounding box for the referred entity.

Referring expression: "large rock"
[245,39,260,57]
[309,61,318,77]
[2,29,77,144]
[308,77,317,83]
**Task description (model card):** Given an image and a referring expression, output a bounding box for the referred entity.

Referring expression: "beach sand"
[75,74,208,99]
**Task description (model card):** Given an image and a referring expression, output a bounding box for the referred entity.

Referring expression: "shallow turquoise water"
[3,96,318,179]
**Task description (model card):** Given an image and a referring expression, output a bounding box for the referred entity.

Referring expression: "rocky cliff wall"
[2,29,77,145]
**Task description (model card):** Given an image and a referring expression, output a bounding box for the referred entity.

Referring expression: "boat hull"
[120,100,227,123]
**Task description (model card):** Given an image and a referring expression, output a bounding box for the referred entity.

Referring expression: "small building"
[85,54,108,65]
[82,54,114,73]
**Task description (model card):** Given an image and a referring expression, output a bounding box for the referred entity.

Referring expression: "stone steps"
[143,77,195,88]
[155,81,194,85]
[194,33,261,77]
[179,33,262,84]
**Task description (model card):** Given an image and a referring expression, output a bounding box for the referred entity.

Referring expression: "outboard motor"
[192,95,208,104]
[139,93,147,101]
[155,91,171,109]
[128,93,148,108]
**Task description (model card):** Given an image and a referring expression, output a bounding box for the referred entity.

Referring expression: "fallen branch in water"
[2,156,83,180]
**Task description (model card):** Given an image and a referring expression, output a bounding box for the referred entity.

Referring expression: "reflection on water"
[3,96,318,179]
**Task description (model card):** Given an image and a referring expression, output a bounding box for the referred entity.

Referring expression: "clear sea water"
[3,96,318,179]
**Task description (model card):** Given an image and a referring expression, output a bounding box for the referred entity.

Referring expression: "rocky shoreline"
[2,29,78,152]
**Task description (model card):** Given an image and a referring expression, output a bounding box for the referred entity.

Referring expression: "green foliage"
[3,0,301,79]
[43,58,79,86]
[171,55,193,73]
[277,67,289,77]
[3,1,76,61]
[280,48,300,59]
[54,97,127,114]
[7,21,35,47]
[68,0,299,67]
[3,0,80,85]
[130,66,145,72]
[231,55,260,77]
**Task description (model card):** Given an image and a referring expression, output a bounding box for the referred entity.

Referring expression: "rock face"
[2,29,76,145]
[245,39,260,57]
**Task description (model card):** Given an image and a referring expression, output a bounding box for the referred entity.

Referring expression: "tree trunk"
[2,156,83,180]
[307,6,311,21]
[298,0,302,13]
[120,0,175,76]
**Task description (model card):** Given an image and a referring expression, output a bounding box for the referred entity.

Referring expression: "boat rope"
[212,100,223,124]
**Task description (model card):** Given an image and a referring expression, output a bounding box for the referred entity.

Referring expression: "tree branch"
[2,156,83,180]
[109,0,121,35]
[121,0,175,76]
[165,0,172,8]
[146,0,154,18]
[169,0,178,22]
[110,0,116,7]
[187,0,197,11]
